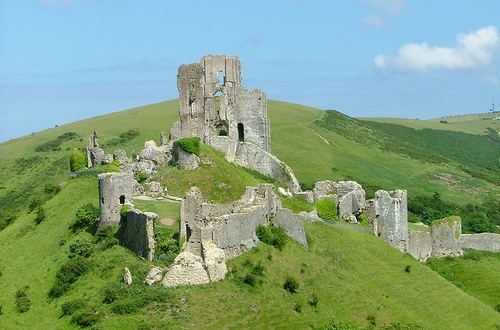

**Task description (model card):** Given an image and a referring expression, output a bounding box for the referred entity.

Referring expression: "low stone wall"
[407,231,432,262]
[460,233,500,252]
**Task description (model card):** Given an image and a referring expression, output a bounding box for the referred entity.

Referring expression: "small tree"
[74,203,100,228]
[70,150,86,172]
[68,237,94,258]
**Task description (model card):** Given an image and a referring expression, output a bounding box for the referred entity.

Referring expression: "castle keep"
[170,55,270,161]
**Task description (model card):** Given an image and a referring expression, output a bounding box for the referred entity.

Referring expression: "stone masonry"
[98,172,134,227]
[170,55,300,192]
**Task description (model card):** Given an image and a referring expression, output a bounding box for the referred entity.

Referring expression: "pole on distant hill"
[490,97,495,118]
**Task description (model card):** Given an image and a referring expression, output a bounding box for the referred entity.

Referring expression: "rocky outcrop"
[162,252,210,287]
[171,142,199,170]
[144,266,164,286]
[123,267,132,285]
[203,242,228,282]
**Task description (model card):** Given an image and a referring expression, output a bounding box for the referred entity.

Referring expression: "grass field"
[0,99,499,329]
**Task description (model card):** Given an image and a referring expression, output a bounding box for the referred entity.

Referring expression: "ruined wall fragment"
[459,233,500,252]
[431,216,463,258]
[374,190,408,252]
[122,208,157,261]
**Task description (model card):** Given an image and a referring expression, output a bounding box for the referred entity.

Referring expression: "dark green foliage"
[34,205,46,224]
[308,293,319,307]
[316,111,500,186]
[176,137,201,156]
[68,237,94,258]
[315,198,337,221]
[44,182,61,196]
[242,167,276,183]
[15,288,31,313]
[94,226,119,250]
[405,265,412,273]
[255,225,287,250]
[105,130,140,146]
[299,181,315,191]
[136,172,150,183]
[71,307,102,327]
[70,150,86,172]
[283,276,299,293]
[293,302,302,313]
[0,212,18,231]
[74,203,100,228]
[408,193,497,233]
[111,299,142,315]
[49,257,90,298]
[35,132,79,152]
[61,299,87,316]
[155,231,180,262]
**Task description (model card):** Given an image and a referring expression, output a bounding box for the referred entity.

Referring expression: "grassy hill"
[0,100,499,329]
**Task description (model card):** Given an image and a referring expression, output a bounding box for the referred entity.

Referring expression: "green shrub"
[70,150,86,172]
[323,321,360,330]
[68,237,94,258]
[49,257,90,298]
[103,160,121,173]
[61,299,87,316]
[106,130,140,146]
[308,293,319,307]
[36,132,79,152]
[315,198,337,221]
[136,172,150,183]
[255,225,288,251]
[34,206,46,225]
[177,137,200,156]
[111,299,142,315]
[15,289,31,313]
[71,308,102,327]
[94,226,119,250]
[293,302,302,313]
[74,203,100,228]
[44,182,62,196]
[283,276,299,293]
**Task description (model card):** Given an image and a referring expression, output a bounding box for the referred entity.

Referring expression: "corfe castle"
[87,55,500,287]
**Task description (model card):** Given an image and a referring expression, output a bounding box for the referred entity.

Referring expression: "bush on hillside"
[61,299,87,316]
[68,237,94,258]
[49,257,91,298]
[15,289,31,313]
[74,203,100,228]
[256,225,287,251]
[315,198,337,221]
[106,130,140,146]
[71,307,102,327]
[70,150,86,172]
[35,132,79,152]
[176,137,200,156]
[283,276,299,293]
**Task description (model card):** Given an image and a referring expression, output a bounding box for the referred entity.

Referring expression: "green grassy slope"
[0,100,499,329]
[1,194,499,329]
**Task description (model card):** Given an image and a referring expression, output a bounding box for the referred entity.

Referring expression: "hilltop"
[0,99,499,329]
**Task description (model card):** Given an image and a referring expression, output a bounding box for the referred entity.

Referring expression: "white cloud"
[37,0,87,8]
[374,25,500,72]
[358,0,405,14]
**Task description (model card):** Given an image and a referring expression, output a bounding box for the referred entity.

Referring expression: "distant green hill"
[0,100,499,329]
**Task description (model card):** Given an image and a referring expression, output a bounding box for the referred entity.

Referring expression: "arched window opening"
[119,195,126,205]
[216,120,228,136]
[238,123,245,141]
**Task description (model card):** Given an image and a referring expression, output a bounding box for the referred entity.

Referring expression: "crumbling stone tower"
[170,55,270,162]
[98,172,134,227]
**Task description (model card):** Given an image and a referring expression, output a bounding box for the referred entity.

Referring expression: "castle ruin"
[170,55,300,192]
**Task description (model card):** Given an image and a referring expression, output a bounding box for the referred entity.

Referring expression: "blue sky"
[1,0,500,142]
